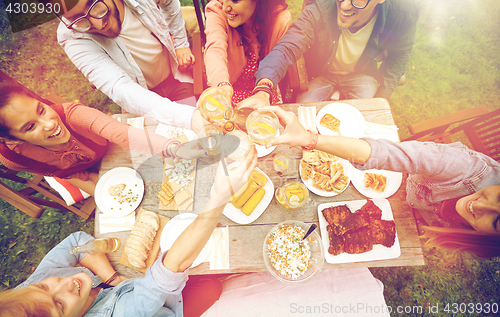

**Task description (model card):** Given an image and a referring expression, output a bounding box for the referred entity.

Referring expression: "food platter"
[160,213,212,268]
[95,167,144,217]
[210,164,274,224]
[316,103,366,138]
[299,157,351,197]
[350,167,403,199]
[317,199,401,264]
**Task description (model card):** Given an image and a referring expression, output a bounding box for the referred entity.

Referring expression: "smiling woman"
[204,0,291,107]
[0,80,206,196]
[265,106,500,259]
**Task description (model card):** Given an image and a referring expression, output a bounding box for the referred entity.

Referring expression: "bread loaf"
[124,211,160,268]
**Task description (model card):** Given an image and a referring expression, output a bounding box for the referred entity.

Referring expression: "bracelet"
[301,130,318,151]
[256,78,274,90]
[165,140,182,158]
[217,81,232,87]
[252,85,273,103]
[104,271,119,285]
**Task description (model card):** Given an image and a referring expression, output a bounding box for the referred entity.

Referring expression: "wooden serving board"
[118,208,170,273]
[158,135,197,211]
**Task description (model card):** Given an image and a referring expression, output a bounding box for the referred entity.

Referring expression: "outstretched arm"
[163,146,258,272]
[264,106,372,163]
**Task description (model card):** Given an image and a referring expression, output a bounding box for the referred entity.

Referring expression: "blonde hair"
[0,287,53,317]
[421,226,500,259]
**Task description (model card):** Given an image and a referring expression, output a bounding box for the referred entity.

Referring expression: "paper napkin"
[210,226,229,270]
[155,124,196,141]
[298,106,318,132]
[99,212,136,234]
[127,117,145,129]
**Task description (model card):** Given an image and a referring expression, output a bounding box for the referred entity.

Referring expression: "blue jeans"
[296,72,378,102]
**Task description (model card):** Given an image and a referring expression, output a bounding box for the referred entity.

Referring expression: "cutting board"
[118,208,170,273]
[158,134,197,211]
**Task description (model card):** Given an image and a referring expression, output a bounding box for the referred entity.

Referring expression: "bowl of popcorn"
[263,220,324,284]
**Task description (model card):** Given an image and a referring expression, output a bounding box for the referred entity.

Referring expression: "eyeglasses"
[59,0,109,33]
[336,0,372,10]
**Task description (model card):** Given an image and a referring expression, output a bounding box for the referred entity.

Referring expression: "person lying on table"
[264,106,500,259]
[0,146,258,317]
[0,81,206,196]
[204,0,291,106]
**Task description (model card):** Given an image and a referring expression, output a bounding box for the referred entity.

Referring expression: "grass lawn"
[1,0,500,315]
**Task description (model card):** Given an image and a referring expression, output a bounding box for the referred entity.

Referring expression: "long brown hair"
[236,0,288,62]
[421,226,500,259]
[0,80,27,140]
[421,198,500,259]
[0,287,53,317]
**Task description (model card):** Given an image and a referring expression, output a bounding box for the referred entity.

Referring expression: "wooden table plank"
[96,99,425,277]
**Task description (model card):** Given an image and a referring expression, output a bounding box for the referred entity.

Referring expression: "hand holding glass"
[197,124,223,156]
[246,109,279,146]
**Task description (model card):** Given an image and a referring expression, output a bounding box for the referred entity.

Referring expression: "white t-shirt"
[329,12,378,75]
[119,5,171,88]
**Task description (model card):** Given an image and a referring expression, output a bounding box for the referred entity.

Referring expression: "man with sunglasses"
[57,0,205,130]
[238,0,419,109]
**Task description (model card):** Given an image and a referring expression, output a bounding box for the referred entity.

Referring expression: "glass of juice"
[273,152,290,176]
[222,130,252,161]
[275,180,309,209]
[246,109,279,145]
[197,124,223,156]
[197,87,231,123]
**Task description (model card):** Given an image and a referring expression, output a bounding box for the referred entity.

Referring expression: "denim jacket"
[256,0,420,99]
[57,0,195,129]
[354,139,500,211]
[16,232,188,317]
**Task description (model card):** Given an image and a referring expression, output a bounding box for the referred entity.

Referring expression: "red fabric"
[182,275,222,317]
[54,177,85,203]
[231,52,279,107]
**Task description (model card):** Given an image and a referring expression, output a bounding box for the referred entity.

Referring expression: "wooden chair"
[402,105,500,162]
[0,71,96,219]
[189,0,208,96]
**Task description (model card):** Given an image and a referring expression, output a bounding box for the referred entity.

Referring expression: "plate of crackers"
[210,164,274,224]
[350,168,403,199]
[95,167,145,217]
[299,150,350,197]
[316,103,366,138]
[318,199,400,264]
[158,157,196,210]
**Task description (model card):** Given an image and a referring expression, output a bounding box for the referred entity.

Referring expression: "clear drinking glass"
[222,130,252,161]
[273,152,290,175]
[197,124,223,156]
[275,180,309,209]
[197,87,232,123]
[246,109,279,145]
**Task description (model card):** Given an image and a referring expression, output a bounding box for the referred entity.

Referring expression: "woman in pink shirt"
[0,81,205,196]
[204,0,291,107]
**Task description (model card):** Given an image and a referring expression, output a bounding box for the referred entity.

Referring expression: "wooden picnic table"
[95,98,425,278]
